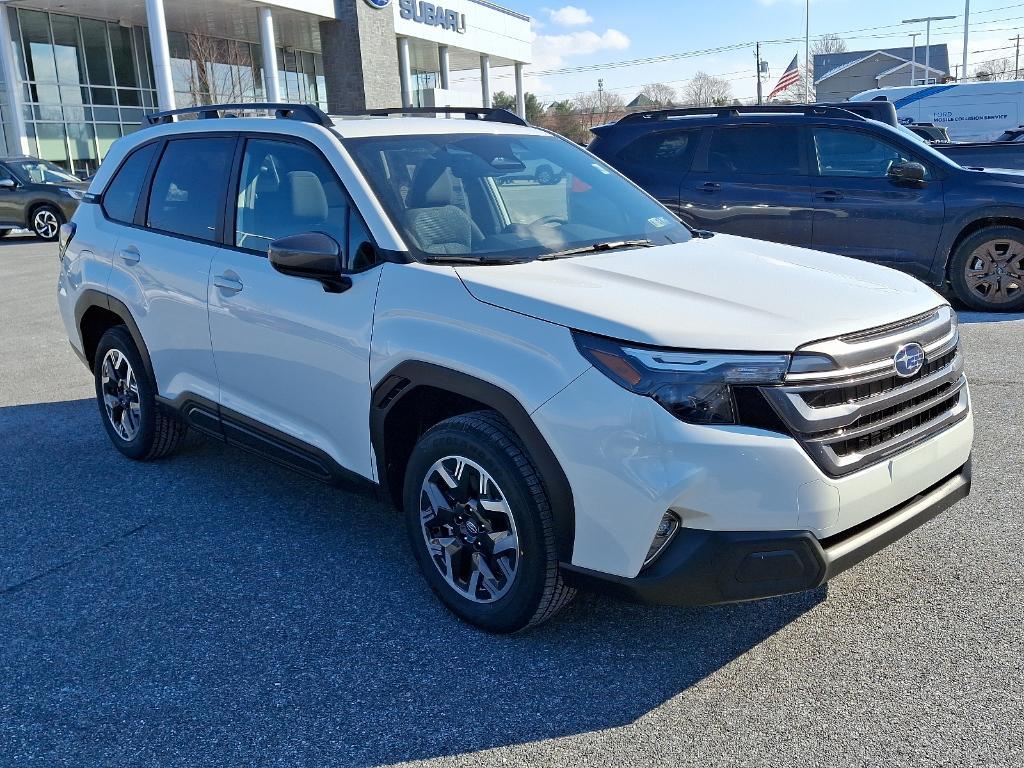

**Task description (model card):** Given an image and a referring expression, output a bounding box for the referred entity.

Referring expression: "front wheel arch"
[371,361,576,563]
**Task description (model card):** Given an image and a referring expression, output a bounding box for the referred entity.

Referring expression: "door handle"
[815,190,843,202]
[700,182,722,192]
[213,274,243,293]
[117,246,140,264]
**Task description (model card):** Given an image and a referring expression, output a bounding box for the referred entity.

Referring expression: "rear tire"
[949,226,1024,312]
[93,326,187,460]
[403,410,575,633]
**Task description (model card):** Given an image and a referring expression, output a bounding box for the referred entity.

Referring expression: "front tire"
[403,411,575,633]
[30,204,63,241]
[93,326,187,460]
[949,226,1024,311]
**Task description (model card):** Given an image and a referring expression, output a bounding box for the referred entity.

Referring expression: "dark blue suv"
[588,105,1024,312]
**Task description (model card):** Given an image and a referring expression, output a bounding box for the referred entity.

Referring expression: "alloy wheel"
[419,455,520,604]
[100,348,141,441]
[33,208,59,239]
[964,238,1024,305]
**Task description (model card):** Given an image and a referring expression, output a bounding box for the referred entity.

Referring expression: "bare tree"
[639,82,677,106]
[572,89,626,130]
[683,71,732,106]
[799,34,849,101]
[183,33,257,106]
[974,57,1014,81]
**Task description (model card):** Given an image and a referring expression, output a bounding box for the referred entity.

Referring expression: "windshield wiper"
[537,239,654,261]
[421,254,533,266]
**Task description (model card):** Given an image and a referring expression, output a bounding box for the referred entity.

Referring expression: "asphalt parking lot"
[1,237,1022,767]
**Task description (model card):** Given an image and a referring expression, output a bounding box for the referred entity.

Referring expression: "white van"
[851,81,1024,141]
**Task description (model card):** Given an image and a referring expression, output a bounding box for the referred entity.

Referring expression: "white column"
[259,7,281,102]
[397,37,412,108]
[480,54,491,108]
[514,62,525,118]
[144,0,175,110]
[0,4,28,153]
[438,45,450,90]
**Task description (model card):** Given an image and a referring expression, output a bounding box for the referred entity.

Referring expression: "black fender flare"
[74,289,155,383]
[371,361,576,561]
[936,207,1024,283]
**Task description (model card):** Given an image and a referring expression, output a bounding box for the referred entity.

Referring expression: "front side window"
[10,159,80,184]
[234,138,348,253]
[146,137,234,241]
[706,126,803,175]
[345,133,690,262]
[813,128,927,178]
[102,142,158,223]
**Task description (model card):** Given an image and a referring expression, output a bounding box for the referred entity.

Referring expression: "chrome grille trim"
[761,307,969,477]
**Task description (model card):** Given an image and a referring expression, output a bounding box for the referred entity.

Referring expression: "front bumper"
[561,458,971,606]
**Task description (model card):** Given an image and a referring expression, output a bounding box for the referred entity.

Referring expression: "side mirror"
[0,178,16,189]
[269,232,351,293]
[888,161,926,184]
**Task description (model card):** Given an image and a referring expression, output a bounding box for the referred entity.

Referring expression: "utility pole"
[804,0,810,101]
[909,32,920,85]
[756,42,763,105]
[963,0,970,82]
[903,16,956,84]
[1014,34,1022,79]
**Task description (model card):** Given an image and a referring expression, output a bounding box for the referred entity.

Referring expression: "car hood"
[455,234,946,351]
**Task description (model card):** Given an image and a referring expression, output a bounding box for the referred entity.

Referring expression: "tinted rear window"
[706,126,802,175]
[146,137,234,241]
[618,130,698,171]
[103,142,158,223]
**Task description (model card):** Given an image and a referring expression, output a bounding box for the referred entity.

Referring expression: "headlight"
[573,331,790,425]
[62,188,85,200]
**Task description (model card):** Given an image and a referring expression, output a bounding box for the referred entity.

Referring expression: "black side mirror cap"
[268,232,352,293]
[888,161,926,184]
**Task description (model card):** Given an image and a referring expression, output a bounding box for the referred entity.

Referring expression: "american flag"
[768,54,801,100]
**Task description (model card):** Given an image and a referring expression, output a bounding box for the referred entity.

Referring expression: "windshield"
[9,159,80,184]
[344,133,691,262]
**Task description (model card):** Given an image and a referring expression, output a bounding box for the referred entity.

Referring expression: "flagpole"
[804,0,810,101]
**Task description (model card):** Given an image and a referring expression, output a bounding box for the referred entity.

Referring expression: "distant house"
[627,93,665,109]
[814,45,950,101]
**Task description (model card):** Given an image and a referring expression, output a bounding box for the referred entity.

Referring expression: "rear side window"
[146,137,234,241]
[102,142,158,223]
[706,126,802,175]
[618,130,697,171]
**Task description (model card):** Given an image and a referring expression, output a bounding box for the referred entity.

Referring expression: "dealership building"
[0,0,532,175]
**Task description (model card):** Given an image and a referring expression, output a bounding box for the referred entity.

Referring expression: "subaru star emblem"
[364,0,391,8]
[893,343,925,378]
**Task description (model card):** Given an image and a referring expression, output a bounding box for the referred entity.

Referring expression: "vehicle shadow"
[0,398,824,767]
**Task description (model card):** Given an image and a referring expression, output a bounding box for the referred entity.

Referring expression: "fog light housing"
[643,511,680,568]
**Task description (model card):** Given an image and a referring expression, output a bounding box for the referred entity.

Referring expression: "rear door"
[808,125,945,278]
[105,135,235,404]
[606,127,701,214]
[681,123,813,246]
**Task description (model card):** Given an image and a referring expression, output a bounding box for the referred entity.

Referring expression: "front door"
[0,164,22,226]
[809,126,945,278]
[681,124,813,247]
[208,136,381,480]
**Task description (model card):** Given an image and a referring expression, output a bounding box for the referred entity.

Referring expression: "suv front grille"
[760,306,969,476]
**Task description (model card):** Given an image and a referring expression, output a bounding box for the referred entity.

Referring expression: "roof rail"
[335,106,529,127]
[616,104,866,124]
[144,102,334,128]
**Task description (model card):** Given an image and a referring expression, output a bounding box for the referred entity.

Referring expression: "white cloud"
[547,5,594,27]
[532,28,631,70]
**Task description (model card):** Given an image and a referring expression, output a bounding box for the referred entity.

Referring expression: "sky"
[449,0,1024,104]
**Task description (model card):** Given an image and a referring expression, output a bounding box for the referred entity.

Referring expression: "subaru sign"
[893,343,925,378]
[364,0,392,7]
[399,0,467,33]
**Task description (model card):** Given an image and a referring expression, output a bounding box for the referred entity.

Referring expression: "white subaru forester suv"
[57,104,973,633]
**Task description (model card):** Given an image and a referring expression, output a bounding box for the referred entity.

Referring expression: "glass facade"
[3,8,327,176]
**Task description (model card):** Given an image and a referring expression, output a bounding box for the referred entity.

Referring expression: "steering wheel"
[527,214,567,229]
